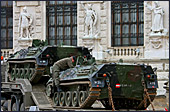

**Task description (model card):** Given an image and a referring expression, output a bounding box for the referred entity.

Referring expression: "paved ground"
[147,93,169,111]
[1,63,169,111]
[91,94,169,111]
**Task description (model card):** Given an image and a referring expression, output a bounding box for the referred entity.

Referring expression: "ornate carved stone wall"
[144,1,169,59]
[143,1,169,96]
[13,1,46,52]
[77,1,110,60]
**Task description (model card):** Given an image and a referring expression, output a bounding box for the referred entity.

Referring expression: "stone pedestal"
[92,51,105,60]
[82,36,104,60]
[14,38,33,52]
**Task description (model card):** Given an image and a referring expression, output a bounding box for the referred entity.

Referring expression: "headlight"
[40,60,46,64]
[94,80,102,84]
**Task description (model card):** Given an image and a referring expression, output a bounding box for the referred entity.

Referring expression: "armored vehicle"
[46,59,158,110]
[7,39,91,83]
[1,39,158,111]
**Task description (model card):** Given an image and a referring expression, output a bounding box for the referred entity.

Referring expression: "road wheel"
[46,83,52,97]
[20,68,25,79]
[25,68,30,79]
[78,91,86,106]
[72,91,78,107]
[65,91,72,106]
[12,103,17,111]
[16,68,21,78]
[11,68,16,81]
[59,92,65,106]
[20,103,25,111]
[53,92,59,106]
[29,68,35,80]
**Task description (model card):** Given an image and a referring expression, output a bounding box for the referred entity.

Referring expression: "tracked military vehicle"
[1,39,158,111]
[7,39,91,83]
[46,58,158,110]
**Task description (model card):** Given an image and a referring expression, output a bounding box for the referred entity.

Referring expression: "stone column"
[13,1,46,52]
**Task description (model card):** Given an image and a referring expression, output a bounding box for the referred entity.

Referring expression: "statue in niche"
[19,6,33,38]
[81,3,98,37]
[145,1,165,34]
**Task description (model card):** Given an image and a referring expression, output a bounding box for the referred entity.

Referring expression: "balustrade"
[1,49,14,59]
[107,46,144,59]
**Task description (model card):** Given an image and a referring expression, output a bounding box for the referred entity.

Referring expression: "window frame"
[46,1,77,46]
[111,1,144,47]
[1,1,13,49]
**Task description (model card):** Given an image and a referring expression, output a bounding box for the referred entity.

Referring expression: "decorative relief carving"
[15,39,33,52]
[18,6,34,38]
[100,2,107,10]
[36,27,42,33]
[145,1,168,36]
[14,7,20,13]
[16,1,39,6]
[81,1,103,4]
[36,33,42,39]
[165,64,169,71]
[101,24,107,31]
[79,18,85,24]
[145,14,152,22]
[101,10,107,17]
[81,2,98,38]
[14,21,19,27]
[100,31,107,38]
[14,14,20,20]
[79,25,85,32]
[35,13,41,19]
[35,6,41,13]
[149,36,162,49]
[166,37,169,49]
[145,22,152,29]
[35,20,41,26]
[78,2,105,60]
[78,11,85,18]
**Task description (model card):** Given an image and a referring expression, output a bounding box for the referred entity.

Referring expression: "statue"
[19,6,33,38]
[145,1,165,34]
[81,3,97,37]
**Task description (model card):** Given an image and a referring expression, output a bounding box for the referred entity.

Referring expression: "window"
[1,1,13,49]
[111,1,144,47]
[46,1,77,46]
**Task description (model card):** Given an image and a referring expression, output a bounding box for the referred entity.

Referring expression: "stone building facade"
[1,1,169,96]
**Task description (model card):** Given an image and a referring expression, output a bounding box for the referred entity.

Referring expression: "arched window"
[111,1,144,47]
[46,1,77,46]
[1,1,13,49]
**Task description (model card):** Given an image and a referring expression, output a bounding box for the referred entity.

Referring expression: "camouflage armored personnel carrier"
[7,39,91,83]
[46,58,158,110]
[1,39,158,111]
